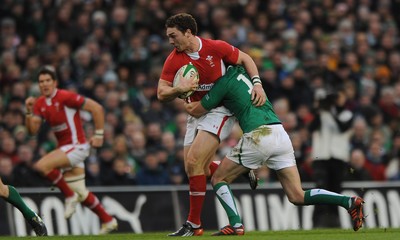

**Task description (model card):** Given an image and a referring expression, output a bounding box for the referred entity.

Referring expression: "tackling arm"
[184,102,209,118]
[236,50,266,106]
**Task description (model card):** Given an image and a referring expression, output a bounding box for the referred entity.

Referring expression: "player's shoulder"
[56,89,77,97]
[54,89,68,99]
[201,38,234,55]
[165,48,180,61]
[201,37,230,47]
[56,89,82,101]
[164,50,184,70]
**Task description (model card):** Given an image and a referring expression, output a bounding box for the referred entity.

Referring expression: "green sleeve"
[200,78,227,111]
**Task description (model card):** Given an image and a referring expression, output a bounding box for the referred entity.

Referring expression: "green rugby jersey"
[201,65,281,133]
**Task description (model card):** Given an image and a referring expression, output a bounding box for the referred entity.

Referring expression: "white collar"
[186,37,202,60]
[45,89,58,105]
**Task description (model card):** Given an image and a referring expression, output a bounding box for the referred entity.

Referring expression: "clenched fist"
[25,97,37,114]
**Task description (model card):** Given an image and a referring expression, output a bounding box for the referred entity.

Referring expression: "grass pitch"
[1,229,399,240]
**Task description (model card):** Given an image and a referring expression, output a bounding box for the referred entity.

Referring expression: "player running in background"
[0,177,47,236]
[157,13,265,236]
[185,65,365,235]
[25,67,117,234]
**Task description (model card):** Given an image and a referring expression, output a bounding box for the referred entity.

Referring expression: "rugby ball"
[173,64,199,99]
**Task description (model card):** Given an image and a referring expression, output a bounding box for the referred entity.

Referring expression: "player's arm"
[157,79,190,102]
[236,50,266,107]
[158,57,198,102]
[184,102,208,118]
[81,98,105,148]
[25,97,42,135]
[185,79,225,118]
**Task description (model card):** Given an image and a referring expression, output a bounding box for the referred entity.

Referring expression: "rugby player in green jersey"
[0,177,47,236]
[185,65,365,236]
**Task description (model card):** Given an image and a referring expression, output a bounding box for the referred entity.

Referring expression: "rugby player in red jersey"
[25,67,117,234]
[157,13,266,236]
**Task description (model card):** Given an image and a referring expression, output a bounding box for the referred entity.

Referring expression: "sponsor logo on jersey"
[197,83,214,91]
[51,123,68,132]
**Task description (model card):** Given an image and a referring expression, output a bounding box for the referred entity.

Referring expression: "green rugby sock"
[3,185,36,219]
[304,189,351,209]
[214,182,242,227]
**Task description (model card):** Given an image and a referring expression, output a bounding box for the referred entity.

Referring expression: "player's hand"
[25,97,37,113]
[251,84,266,106]
[90,135,104,148]
[176,76,198,94]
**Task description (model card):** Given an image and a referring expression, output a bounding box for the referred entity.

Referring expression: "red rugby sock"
[82,192,113,223]
[187,175,207,226]
[208,161,220,177]
[46,169,75,198]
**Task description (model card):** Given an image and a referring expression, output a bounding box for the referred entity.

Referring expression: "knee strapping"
[65,175,89,201]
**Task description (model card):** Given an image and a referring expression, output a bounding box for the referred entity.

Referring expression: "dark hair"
[37,67,57,81]
[165,13,197,35]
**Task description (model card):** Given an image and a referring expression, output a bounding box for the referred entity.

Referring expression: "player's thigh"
[183,146,190,171]
[36,149,71,170]
[276,166,304,204]
[188,130,219,166]
[183,115,198,147]
[212,157,249,184]
[37,144,89,171]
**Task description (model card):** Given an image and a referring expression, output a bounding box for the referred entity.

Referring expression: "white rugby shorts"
[184,106,236,146]
[227,124,296,170]
[60,143,90,168]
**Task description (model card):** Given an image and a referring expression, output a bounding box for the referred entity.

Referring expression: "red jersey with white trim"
[160,37,239,102]
[33,89,86,147]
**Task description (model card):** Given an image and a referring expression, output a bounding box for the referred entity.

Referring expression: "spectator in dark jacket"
[346,149,373,181]
[136,149,170,185]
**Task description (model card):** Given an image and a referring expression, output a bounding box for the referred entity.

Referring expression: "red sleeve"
[63,90,85,108]
[160,52,180,83]
[214,40,239,65]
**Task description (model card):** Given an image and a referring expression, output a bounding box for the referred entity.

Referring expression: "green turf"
[1,229,400,240]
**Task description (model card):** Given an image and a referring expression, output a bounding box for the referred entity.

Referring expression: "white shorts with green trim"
[184,106,236,146]
[226,124,296,170]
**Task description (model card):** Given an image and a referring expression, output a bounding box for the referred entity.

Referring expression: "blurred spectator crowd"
[0,0,399,187]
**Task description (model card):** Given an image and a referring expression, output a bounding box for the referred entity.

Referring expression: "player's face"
[166,27,190,52]
[38,73,57,97]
